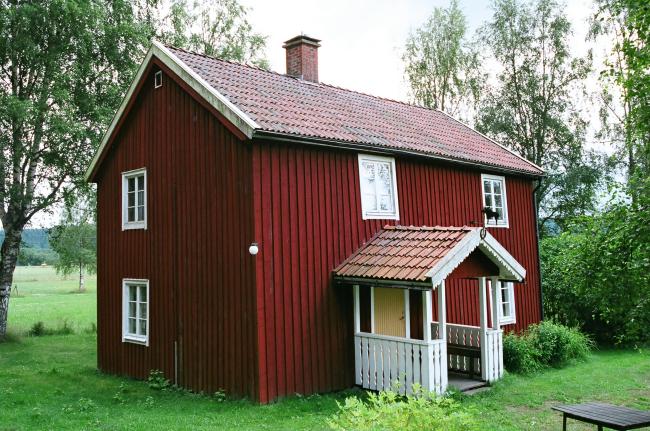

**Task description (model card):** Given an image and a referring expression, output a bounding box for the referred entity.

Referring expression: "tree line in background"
[404,0,649,344]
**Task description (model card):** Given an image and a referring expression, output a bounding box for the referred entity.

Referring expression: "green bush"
[528,321,592,366]
[503,332,542,374]
[503,321,592,373]
[327,388,477,431]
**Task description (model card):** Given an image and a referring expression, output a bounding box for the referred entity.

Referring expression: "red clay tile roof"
[333,225,474,283]
[167,46,543,176]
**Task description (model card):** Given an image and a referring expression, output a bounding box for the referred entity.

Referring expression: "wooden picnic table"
[552,403,650,430]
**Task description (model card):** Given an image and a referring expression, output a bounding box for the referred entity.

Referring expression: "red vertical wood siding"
[252,140,541,402]
[95,66,257,399]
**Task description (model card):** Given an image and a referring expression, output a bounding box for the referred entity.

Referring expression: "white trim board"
[427,228,526,288]
[85,40,259,182]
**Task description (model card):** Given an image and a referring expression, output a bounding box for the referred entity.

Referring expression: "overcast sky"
[240,0,599,102]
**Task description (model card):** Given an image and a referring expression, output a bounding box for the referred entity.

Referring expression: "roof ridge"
[386,225,475,231]
[164,44,454,116]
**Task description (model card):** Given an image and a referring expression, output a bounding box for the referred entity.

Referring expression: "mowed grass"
[7,266,96,335]
[1,267,649,430]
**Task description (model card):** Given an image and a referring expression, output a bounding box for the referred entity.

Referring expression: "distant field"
[7,266,96,335]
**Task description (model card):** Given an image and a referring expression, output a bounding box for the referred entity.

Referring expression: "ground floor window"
[122,279,149,345]
[499,282,516,325]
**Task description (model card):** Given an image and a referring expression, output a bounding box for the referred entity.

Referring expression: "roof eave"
[252,130,545,178]
[84,40,259,183]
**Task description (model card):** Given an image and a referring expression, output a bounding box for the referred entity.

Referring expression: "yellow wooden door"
[374,287,405,337]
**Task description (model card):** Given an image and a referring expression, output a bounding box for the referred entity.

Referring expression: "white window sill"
[122,222,147,231]
[362,212,399,220]
[499,318,516,326]
[485,223,509,229]
[122,335,149,346]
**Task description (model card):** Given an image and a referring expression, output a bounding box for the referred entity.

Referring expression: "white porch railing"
[431,322,504,382]
[484,329,504,381]
[432,322,482,376]
[354,332,447,395]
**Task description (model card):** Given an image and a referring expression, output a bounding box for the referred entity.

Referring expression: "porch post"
[353,285,360,333]
[423,290,432,341]
[479,277,489,381]
[437,280,448,391]
[490,277,500,329]
[423,289,434,392]
[437,280,446,341]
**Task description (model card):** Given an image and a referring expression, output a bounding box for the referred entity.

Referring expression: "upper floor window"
[499,282,516,325]
[358,154,399,220]
[481,173,508,227]
[122,168,147,230]
[122,279,149,345]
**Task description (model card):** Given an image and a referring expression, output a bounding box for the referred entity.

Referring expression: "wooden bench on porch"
[447,344,481,379]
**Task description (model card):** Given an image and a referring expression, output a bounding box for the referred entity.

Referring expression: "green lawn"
[7,266,96,335]
[1,267,649,430]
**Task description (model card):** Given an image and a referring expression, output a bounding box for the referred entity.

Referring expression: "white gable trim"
[426,229,526,287]
[84,40,259,182]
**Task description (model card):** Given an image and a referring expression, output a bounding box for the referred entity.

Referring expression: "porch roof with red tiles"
[333,225,474,283]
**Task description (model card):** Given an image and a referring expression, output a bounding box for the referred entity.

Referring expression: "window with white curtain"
[358,154,399,220]
[481,173,509,227]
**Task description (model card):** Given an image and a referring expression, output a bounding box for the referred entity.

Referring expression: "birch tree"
[402,0,482,118]
[0,0,148,339]
[476,0,603,232]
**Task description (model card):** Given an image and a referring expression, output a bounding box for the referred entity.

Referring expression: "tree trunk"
[0,228,23,339]
[79,262,85,292]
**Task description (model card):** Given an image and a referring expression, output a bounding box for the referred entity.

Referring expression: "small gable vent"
[154,70,162,88]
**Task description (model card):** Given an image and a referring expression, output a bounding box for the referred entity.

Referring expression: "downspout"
[533,178,544,321]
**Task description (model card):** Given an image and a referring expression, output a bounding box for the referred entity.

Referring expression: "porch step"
[462,385,491,396]
[447,373,489,393]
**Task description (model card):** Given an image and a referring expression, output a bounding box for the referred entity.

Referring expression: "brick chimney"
[283,35,321,82]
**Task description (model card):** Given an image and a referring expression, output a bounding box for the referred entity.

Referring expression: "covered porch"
[333,225,526,395]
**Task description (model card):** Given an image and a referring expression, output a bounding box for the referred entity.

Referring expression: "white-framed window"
[499,282,516,325]
[481,173,509,228]
[122,279,149,345]
[358,154,399,220]
[122,168,147,230]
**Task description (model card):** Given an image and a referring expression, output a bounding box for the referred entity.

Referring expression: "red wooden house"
[86,35,544,403]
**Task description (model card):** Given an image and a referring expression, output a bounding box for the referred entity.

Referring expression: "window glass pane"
[139,319,147,336]
[139,302,147,319]
[502,303,509,317]
[496,207,504,220]
[137,190,144,206]
[129,302,136,319]
[379,194,392,212]
[137,206,144,221]
[129,286,137,301]
[128,192,135,207]
[128,177,135,193]
[494,194,502,208]
[483,180,491,194]
[139,285,147,302]
[493,181,502,195]
[128,318,136,334]
[485,194,493,208]
[362,193,377,212]
[137,175,144,191]
[128,207,135,222]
